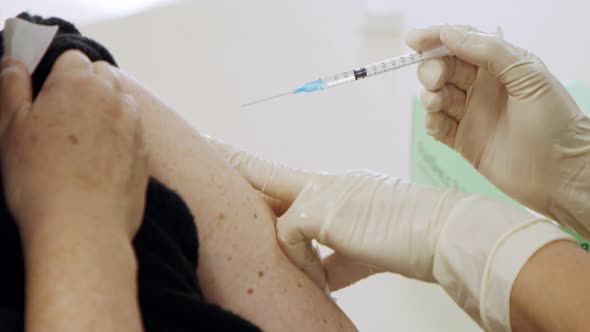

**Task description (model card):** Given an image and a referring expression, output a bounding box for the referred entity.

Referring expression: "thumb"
[440,25,524,78]
[276,196,327,290]
[205,136,315,203]
[0,58,32,133]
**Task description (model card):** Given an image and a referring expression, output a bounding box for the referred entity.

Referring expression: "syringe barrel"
[320,46,452,90]
[322,70,356,89]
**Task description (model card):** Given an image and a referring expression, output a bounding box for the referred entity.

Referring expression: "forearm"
[22,218,142,332]
[510,240,590,332]
[118,72,357,331]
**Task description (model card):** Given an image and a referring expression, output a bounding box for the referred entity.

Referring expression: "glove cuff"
[480,220,575,332]
[432,195,575,331]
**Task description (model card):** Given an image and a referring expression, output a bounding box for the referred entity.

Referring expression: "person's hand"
[406,25,590,238]
[0,52,149,240]
[206,137,573,331]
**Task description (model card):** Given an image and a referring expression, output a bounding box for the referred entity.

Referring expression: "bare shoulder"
[117,70,357,331]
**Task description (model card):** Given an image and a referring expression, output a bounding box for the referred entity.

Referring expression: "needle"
[241,46,454,108]
[242,91,292,107]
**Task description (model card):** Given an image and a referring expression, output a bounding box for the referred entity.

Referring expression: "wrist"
[545,115,590,238]
[549,169,590,240]
[22,214,140,332]
[481,221,575,332]
[432,195,574,330]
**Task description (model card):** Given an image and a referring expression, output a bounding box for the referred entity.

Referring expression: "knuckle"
[425,113,450,139]
[92,61,121,87]
[72,73,110,92]
[120,93,139,114]
[420,90,432,109]
[421,90,441,112]
[424,114,439,135]
[59,49,85,61]
[55,50,90,67]
[93,60,112,70]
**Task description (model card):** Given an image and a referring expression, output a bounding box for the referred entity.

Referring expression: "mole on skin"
[68,134,79,145]
[247,288,254,295]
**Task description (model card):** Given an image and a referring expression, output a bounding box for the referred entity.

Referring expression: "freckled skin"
[68,135,79,145]
[119,70,357,331]
[217,212,225,220]
[258,271,264,278]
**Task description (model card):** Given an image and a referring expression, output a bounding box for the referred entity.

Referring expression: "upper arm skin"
[118,71,357,331]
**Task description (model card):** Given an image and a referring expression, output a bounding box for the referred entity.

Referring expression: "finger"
[276,211,326,289]
[425,112,457,148]
[0,58,32,133]
[205,136,314,203]
[323,253,384,291]
[440,25,524,78]
[119,93,148,226]
[447,57,478,91]
[421,84,466,121]
[405,25,445,52]
[406,24,484,52]
[93,61,122,91]
[50,50,93,74]
[417,59,447,91]
[417,54,477,91]
[420,89,443,113]
[0,58,32,111]
[118,93,141,129]
[277,218,327,289]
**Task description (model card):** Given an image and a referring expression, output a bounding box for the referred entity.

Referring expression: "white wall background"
[10,0,589,331]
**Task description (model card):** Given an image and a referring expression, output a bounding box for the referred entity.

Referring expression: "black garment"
[0,13,262,332]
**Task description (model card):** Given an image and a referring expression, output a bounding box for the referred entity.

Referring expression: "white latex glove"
[205,137,574,331]
[406,25,590,239]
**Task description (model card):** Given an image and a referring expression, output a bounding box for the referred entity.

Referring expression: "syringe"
[242,46,452,107]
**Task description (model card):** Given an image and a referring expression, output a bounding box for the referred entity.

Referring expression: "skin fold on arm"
[117,70,357,332]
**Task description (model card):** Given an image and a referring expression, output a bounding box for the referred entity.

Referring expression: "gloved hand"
[406,25,590,239]
[206,136,573,331]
